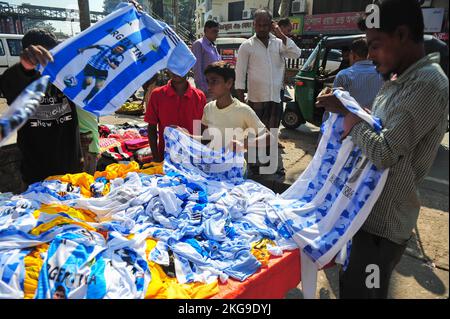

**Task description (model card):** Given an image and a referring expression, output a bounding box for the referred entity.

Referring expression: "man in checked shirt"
[316,0,448,299]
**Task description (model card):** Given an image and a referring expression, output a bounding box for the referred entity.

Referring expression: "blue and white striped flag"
[39,3,196,116]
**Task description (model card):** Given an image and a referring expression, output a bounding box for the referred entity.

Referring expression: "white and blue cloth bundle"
[39,3,196,116]
[0,76,49,147]
[0,89,387,299]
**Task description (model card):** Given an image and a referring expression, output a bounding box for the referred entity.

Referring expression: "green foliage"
[22,20,56,33]
[103,0,127,14]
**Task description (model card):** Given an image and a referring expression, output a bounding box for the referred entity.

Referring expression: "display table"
[212,249,301,299]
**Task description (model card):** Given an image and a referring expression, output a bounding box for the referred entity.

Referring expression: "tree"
[149,0,164,18]
[103,0,123,14]
[177,0,195,40]
[22,20,56,33]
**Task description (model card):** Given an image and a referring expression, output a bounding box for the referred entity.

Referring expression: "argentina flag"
[39,3,196,116]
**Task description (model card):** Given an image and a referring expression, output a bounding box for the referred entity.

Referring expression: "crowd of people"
[0,0,448,299]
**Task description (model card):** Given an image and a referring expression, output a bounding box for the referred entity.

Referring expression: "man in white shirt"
[235,9,302,130]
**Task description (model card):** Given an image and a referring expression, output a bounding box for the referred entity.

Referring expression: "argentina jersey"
[39,3,196,116]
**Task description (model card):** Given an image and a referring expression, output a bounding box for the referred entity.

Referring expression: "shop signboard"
[290,16,304,36]
[218,20,254,36]
[422,8,445,33]
[303,12,362,35]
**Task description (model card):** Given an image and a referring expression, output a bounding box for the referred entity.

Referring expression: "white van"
[0,34,23,75]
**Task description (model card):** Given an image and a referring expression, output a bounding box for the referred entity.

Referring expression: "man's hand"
[168,125,189,135]
[228,140,246,153]
[128,0,143,11]
[236,89,245,103]
[20,45,54,71]
[342,113,362,139]
[316,89,349,115]
[271,22,286,39]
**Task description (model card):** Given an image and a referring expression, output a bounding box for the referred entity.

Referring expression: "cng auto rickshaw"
[281,34,449,130]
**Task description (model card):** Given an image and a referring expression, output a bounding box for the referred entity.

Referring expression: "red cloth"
[144,80,206,156]
[212,249,301,299]
[125,138,149,151]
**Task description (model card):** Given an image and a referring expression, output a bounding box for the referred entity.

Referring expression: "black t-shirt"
[0,64,82,184]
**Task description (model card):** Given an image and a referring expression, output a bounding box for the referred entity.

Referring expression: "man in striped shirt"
[334,38,383,109]
[316,0,448,298]
[78,44,125,103]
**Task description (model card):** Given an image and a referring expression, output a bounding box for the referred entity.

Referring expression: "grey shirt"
[350,53,449,244]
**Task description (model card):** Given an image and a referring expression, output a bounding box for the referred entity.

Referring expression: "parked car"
[282,34,449,129]
[0,33,23,76]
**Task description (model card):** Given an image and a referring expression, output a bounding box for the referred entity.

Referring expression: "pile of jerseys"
[0,93,387,299]
[98,123,151,164]
[0,161,282,299]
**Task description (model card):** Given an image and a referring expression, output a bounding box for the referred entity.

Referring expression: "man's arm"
[191,41,207,93]
[235,43,250,103]
[144,91,162,162]
[147,124,162,162]
[1,46,53,103]
[106,54,124,70]
[280,38,302,59]
[349,82,448,170]
[78,45,100,54]
[333,71,348,90]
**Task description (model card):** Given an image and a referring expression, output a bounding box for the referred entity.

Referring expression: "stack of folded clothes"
[98,123,152,167]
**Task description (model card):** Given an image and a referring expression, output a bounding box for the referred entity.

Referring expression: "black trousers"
[339,229,407,299]
[248,101,283,130]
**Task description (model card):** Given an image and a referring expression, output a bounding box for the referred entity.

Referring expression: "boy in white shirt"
[176,61,277,177]
[201,61,271,152]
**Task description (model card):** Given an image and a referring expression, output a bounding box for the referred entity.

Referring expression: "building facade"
[194,0,449,43]
[194,0,314,38]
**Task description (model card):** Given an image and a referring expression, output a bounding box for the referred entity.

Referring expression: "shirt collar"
[353,60,374,66]
[203,36,215,47]
[393,53,441,84]
[165,80,194,98]
[252,33,277,46]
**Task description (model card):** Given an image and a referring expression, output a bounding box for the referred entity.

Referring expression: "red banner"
[304,12,363,34]
[434,33,449,41]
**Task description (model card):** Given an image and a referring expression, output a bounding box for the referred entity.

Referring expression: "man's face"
[254,15,272,40]
[280,24,293,37]
[113,46,125,54]
[205,27,219,42]
[169,72,187,85]
[53,291,66,299]
[366,29,403,79]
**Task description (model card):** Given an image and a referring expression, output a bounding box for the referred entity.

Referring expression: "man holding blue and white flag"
[317,0,449,299]
[40,1,197,117]
[0,29,83,187]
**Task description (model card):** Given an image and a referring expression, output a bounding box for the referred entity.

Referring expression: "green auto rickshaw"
[282,34,449,130]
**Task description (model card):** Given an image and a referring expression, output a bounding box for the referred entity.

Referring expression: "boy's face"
[169,72,187,85]
[206,73,233,99]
